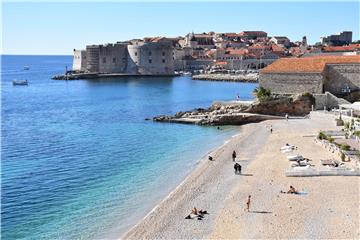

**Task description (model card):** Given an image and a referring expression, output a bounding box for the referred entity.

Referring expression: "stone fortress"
[73,38,174,75]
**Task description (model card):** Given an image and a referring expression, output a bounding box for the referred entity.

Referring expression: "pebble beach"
[123,112,359,239]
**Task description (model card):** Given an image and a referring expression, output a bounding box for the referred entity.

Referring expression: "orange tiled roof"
[271,44,285,52]
[323,44,360,52]
[261,55,360,73]
[226,48,248,55]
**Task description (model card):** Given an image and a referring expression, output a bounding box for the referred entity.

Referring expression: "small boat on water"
[13,79,28,86]
[23,66,30,70]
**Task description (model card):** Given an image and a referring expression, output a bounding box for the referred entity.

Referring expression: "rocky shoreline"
[192,73,258,83]
[151,93,315,126]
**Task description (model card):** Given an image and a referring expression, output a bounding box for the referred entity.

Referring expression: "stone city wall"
[86,45,100,72]
[127,42,174,75]
[98,43,128,73]
[259,72,324,94]
[324,64,360,95]
[72,50,87,72]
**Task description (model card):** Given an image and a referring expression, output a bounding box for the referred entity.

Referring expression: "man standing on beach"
[232,150,237,162]
[245,195,251,212]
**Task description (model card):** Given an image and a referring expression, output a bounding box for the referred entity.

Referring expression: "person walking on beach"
[232,150,237,162]
[245,195,251,212]
[270,125,273,134]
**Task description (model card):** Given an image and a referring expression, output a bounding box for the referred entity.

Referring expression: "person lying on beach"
[208,156,213,161]
[185,208,208,220]
[280,186,299,194]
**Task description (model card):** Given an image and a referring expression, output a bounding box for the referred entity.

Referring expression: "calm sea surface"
[1,55,257,239]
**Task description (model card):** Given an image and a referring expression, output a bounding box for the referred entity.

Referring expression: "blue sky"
[2,1,359,55]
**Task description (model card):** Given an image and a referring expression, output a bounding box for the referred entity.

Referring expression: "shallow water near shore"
[1,55,257,239]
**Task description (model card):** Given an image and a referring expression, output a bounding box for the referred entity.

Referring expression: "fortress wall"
[72,50,87,72]
[324,64,360,95]
[98,43,128,73]
[127,42,174,75]
[259,72,324,94]
[86,45,100,72]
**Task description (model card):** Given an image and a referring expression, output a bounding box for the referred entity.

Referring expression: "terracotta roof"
[261,55,360,73]
[323,44,360,52]
[271,44,285,52]
[248,44,268,50]
[226,48,248,55]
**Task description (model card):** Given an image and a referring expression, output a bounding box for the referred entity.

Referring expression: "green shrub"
[340,144,351,151]
[328,137,335,143]
[341,152,346,162]
[354,131,360,137]
[318,131,326,140]
[253,87,271,102]
[344,122,350,129]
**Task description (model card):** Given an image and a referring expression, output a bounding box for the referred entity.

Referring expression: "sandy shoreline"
[122,112,359,239]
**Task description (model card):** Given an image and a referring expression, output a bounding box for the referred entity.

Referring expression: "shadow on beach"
[250,210,273,214]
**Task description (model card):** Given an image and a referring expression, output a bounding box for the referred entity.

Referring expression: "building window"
[149,59,152,64]
[149,51,152,56]
[162,52,165,56]
[162,59,165,63]
[135,52,137,56]
[113,58,116,63]
[103,57,106,63]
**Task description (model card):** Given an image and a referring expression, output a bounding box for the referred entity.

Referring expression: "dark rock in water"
[153,115,174,122]
[145,118,151,121]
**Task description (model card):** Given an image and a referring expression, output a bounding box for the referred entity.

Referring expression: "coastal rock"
[152,93,313,126]
[245,93,315,116]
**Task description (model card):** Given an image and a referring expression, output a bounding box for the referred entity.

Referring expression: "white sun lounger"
[280,145,296,151]
[287,155,304,161]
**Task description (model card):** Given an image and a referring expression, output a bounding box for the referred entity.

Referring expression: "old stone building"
[127,40,174,75]
[321,31,352,46]
[72,49,87,71]
[73,39,174,75]
[239,31,268,40]
[259,55,360,97]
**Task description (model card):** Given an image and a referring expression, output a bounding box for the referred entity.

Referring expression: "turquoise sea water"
[1,55,257,239]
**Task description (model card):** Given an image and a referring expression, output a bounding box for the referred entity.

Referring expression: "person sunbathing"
[185,207,207,220]
[280,186,299,194]
[191,207,199,215]
[287,185,298,194]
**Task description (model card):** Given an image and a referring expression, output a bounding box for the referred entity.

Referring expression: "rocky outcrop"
[192,73,258,83]
[245,93,315,116]
[152,93,315,126]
